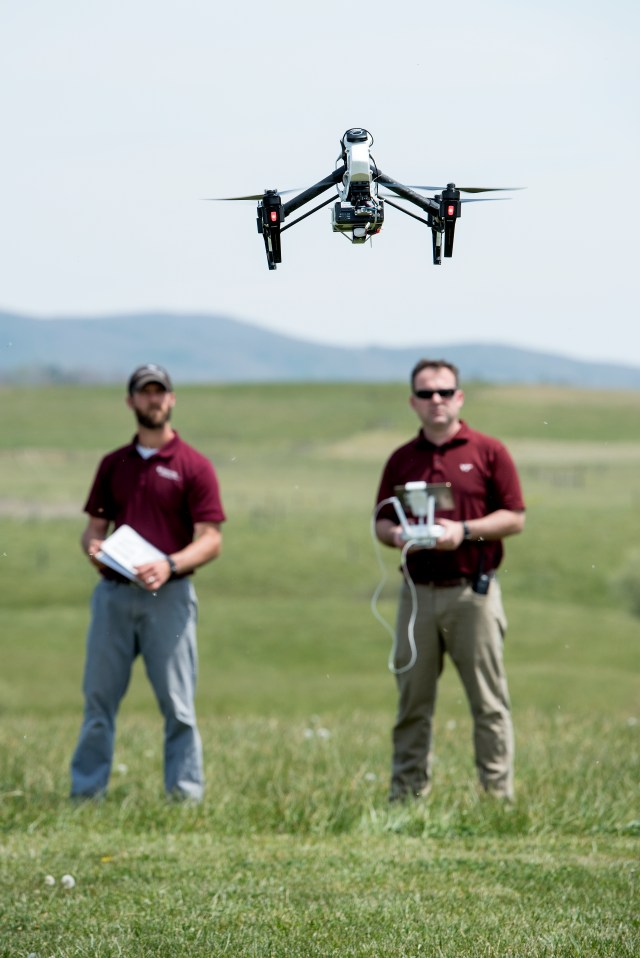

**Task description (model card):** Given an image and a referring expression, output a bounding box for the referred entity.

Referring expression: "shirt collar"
[128,430,180,459]
[415,420,471,450]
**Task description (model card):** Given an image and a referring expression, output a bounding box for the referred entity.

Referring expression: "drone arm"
[280,194,336,233]
[382,195,443,263]
[256,167,347,270]
[383,196,431,227]
[374,171,440,215]
[282,165,346,217]
[375,171,461,263]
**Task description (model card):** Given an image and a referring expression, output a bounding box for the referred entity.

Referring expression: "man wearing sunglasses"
[375,358,525,802]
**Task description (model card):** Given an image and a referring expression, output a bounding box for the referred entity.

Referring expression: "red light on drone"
[270,210,278,223]
[447,204,455,217]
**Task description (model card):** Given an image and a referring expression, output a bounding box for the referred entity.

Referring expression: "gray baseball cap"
[128,363,173,394]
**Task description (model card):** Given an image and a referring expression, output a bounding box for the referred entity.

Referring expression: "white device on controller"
[371,482,456,673]
[392,481,454,548]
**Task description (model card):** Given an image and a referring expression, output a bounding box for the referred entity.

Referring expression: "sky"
[1,0,639,366]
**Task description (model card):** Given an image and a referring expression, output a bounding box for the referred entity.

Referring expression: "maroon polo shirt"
[84,431,226,578]
[376,421,524,583]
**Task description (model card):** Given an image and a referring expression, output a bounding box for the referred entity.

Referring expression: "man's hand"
[435,510,525,549]
[86,537,106,569]
[135,557,173,592]
[434,518,466,551]
[375,519,405,549]
[82,517,110,571]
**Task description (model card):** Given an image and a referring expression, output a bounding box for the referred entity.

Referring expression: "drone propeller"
[379,192,510,204]
[460,196,512,203]
[204,188,301,201]
[404,184,524,194]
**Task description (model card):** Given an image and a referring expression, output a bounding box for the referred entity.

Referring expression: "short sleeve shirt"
[84,431,226,576]
[375,421,524,583]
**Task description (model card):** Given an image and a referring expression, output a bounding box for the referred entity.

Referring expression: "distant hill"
[1,309,639,388]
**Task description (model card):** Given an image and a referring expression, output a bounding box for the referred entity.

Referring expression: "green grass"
[1,711,638,956]
[1,382,639,956]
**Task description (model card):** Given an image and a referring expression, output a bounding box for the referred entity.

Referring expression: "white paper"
[96,524,166,582]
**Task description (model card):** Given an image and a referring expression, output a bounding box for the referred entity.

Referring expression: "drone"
[211,128,521,270]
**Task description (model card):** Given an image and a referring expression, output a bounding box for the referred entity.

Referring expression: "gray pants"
[70,577,203,800]
[390,578,514,801]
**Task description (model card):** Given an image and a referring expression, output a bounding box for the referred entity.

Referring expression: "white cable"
[370,499,421,675]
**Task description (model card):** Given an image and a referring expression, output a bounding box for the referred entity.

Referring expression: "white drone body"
[336,129,373,198]
[331,128,384,244]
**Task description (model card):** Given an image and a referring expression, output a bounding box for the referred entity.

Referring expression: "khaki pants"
[390,578,514,800]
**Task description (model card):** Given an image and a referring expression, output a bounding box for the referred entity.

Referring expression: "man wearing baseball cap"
[127,362,173,394]
[70,364,226,801]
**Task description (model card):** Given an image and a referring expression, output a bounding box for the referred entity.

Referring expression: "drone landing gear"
[442,184,461,259]
[429,187,461,265]
[257,190,283,270]
[430,222,443,265]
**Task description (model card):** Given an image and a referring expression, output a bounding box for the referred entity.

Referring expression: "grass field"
[1,381,639,957]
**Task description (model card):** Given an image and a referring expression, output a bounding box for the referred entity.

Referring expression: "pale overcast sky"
[1,0,638,365]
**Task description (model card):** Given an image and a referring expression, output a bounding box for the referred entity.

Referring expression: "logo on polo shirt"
[459,463,474,472]
[156,464,180,481]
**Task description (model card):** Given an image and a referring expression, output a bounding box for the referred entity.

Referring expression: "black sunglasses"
[413,388,457,400]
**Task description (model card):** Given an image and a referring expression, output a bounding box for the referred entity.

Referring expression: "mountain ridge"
[1,309,638,388]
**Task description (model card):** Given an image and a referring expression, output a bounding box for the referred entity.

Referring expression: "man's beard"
[134,407,172,430]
